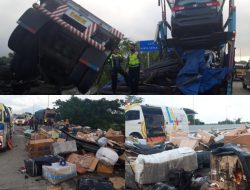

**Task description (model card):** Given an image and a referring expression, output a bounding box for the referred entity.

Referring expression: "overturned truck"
[8,0,123,94]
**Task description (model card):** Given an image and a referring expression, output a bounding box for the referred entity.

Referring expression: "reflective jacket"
[108,54,123,68]
[128,53,140,67]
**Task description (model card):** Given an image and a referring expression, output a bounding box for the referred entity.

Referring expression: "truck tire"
[11,54,38,80]
[78,70,98,93]
[8,25,29,52]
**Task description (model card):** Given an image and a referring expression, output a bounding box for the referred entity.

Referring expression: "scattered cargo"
[126,124,250,190]
[21,123,125,189]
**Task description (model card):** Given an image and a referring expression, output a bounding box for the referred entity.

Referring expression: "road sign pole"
[147,52,150,68]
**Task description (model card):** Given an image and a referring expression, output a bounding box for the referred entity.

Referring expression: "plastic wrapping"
[96,147,119,166]
[97,137,108,147]
[134,147,198,185]
[42,162,77,185]
[52,140,77,155]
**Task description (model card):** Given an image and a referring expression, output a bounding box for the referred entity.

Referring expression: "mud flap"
[76,47,110,93]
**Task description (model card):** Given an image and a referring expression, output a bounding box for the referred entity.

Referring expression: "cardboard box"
[88,158,99,172]
[47,186,62,190]
[31,133,49,140]
[224,134,250,145]
[67,153,96,174]
[105,129,125,143]
[28,138,54,158]
[96,162,114,174]
[109,177,125,189]
[225,125,248,136]
[170,137,189,146]
[179,138,199,150]
[197,129,215,145]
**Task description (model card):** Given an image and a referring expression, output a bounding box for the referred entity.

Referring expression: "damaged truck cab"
[125,104,189,142]
[0,103,13,151]
[8,0,123,93]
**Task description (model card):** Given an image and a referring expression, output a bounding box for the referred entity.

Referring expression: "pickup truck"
[8,0,123,94]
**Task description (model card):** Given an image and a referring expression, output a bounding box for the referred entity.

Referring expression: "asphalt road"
[0,126,76,190]
[233,81,250,95]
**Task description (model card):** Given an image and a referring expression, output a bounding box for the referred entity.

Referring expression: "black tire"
[78,70,98,94]
[11,54,38,80]
[8,25,29,52]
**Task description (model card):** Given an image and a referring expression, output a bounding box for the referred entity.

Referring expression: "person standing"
[29,117,34,130]
[108,47,129,94]
[128,43,140,95]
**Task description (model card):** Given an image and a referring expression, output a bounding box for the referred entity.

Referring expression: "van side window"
[125,110,140,121]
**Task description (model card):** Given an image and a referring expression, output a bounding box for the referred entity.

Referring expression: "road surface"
[233,81,250,95]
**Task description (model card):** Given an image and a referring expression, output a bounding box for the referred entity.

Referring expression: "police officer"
[108,47,128,94]
[128,43,140,95]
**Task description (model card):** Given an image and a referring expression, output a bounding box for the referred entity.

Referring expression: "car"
[242,68,250,89]
[14,115,27,126]
[170,0,224,38]
[234,63,247,80]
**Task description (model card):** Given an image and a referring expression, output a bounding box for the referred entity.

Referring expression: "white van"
[125,104,189,141]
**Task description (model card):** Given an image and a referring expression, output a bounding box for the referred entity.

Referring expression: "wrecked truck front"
[8,0,124,93]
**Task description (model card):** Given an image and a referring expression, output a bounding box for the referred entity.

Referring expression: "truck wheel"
[11,53,23,77]
[8,25,28,52]
[11,55,38,80]
[78,70,98,94]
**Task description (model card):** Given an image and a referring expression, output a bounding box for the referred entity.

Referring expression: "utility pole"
[48,95,50,108]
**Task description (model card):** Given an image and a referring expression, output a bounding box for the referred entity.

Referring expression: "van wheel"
[130,133,143,139]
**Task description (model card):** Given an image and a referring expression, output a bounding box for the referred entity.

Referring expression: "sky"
[0,95,124,114]
[0,0,249,61]
[0,95,249,124]
[140,95,250,124]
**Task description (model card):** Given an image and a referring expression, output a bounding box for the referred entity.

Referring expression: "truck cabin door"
[141,106,166,143]
[125,109,143,139]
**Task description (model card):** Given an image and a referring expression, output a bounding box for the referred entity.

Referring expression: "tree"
[54,96,124,131]
[125,95,144,105]
[119,37,134,57]
[0,52,14,65]
[218,119,234,124]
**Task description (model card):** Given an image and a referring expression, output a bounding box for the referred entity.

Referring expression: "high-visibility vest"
[129,53,140,67]
[108,54,122,68]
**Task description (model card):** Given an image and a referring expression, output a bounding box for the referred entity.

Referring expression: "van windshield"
[142,107,165,137]
[17,115,25,119]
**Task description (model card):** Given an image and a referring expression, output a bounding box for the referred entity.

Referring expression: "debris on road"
[126,125,250,189]
[22,125,125,189]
